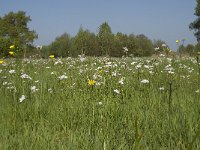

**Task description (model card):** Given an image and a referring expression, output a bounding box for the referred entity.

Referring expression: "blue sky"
[0,0,197,50]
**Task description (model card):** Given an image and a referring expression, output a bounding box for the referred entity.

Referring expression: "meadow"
[0,55,200,149]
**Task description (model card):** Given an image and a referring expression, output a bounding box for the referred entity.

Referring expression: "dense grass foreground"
[0,56,200,149]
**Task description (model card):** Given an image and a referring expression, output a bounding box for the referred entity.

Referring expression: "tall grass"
[0,56,200,149]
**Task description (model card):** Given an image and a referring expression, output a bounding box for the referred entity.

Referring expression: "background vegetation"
[0,11,199,58]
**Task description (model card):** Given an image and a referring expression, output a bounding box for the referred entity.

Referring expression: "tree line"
[0,10,200,58]
[40,23,156,58]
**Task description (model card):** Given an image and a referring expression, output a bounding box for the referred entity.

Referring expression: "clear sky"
[0,0,198,50]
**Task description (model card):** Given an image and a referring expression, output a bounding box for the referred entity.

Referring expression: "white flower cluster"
[21,73,32,80]
[58,75,68,80]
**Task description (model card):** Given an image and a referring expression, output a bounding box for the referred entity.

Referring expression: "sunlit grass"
[0,56,200,149]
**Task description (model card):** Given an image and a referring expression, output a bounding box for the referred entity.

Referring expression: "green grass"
[0,56,200,149]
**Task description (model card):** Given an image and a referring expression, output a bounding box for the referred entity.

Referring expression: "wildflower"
[162,44,166,47]
[123,47,128,53]
[131,61,137,65]
[19,95,26,102]
[79,54,86,62]
[54,59,63,65]
[9,51,14,55]
[112,72,117,77]
[176,40,180,44]
[0,60,3,64]
[21,73,32,80]
[9,70,16,74]
[58,75,68,80]
[49,55,54,58]
[136,64,142,69]
[99,70,103,74]
[97,101,103,105]
[159,87,165,91]
[113,89,120,94]
[167,58,172,62]
[149,70,154,74]
[159,54,165,57]
[7,86,16,91]
[30,86,39,93]
[141,79,149,84]
[88,79,96,86]
[48,88,53,93]
[95,82,102,86]
[9,45,15,49]
[119,77,124,85]
[168,70,175,74]
[3,82,8,85]
[154,47,159,51]
[80,57,86,62]
[144,65,150,69]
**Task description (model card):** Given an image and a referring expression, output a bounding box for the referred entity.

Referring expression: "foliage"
[0,11,38,57]
[135,34,154,56]
[189,0,200,41]
[195,42,200,52]
[178,44,195,56]
[97,22,115,56]
[43,22,156,58]
[42,33,71,58]
[72,27,99,57]
[153,40,168,52]
[185,44,195,55]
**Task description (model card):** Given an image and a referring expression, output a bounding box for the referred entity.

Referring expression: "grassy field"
[0,56,200,149]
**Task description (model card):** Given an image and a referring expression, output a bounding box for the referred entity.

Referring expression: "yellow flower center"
[49,55,55,58]
[88,79,96,86]
[10,45,15,49]
[9,51,14,55]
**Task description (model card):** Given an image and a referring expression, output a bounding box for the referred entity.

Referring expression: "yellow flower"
[9,45,15,49]
[9,51,14,55]
[176,40,180,44]
[99,70,103,74]
[0,60,3,64]
[197,52,200,55]
[88,79,96,86]
[49,55,55,58]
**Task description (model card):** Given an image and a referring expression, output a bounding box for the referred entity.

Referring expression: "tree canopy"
[190,0,200,42]
[41,22,156,58]
[0,11,38,57]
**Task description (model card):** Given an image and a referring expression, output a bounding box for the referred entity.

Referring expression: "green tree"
[177,44,185,53]
[49,33,71,57]
[97,22,114,56]
[185,44,195,55]
[189,0,200,41]
[127,34,139,56]
[153,40,168,53]
[72,27,99,57]
[135,34,154,56]
[83,31,99,56]
[195,42,200,52]
[112,32,129,57]
[0,11,38,57]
